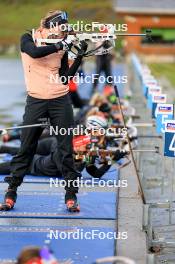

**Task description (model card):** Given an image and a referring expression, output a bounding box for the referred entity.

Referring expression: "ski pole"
[114,85,146,204]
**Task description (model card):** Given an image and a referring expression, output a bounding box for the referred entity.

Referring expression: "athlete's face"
[47,24,67,39]
[74,144,87,152]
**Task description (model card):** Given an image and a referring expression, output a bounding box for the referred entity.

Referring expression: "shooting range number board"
[151,93,167,118]
[155,104,174,134]
[164,120,175,157]
[147,86,162,109]
[142,77,157,98]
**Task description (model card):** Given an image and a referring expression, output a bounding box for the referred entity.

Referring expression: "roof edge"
[114,7,175,15]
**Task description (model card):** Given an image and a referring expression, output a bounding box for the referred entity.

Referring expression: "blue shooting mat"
[0,226,115,263]
[0,171,119,185]
[78,64,125,99]
[0,191,117,219]
[0,154,119,184]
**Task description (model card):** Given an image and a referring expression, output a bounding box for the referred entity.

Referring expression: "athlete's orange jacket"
[21,28,69,99]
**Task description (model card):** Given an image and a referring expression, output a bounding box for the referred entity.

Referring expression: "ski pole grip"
[114,85,119,98]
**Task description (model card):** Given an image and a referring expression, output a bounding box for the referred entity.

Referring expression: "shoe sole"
[67,206,80,213]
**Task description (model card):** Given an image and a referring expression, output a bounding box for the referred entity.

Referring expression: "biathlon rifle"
[74,147,130,168]
[32,25,152,57]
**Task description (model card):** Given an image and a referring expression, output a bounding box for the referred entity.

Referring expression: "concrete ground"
[117,162,147,264]
[118,57,175,264]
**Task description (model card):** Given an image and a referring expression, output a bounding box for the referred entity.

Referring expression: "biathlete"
[0,117,127,179]
[0,10,88,212]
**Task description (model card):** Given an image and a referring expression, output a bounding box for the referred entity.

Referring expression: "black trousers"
[93,54,113,89]
[70,91,84,108]
[10,94,79,194]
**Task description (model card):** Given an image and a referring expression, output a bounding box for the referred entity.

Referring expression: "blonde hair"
[17,247,40,264]
[89,93,106,107]
[40,10,62,28]
[86,107,99,117]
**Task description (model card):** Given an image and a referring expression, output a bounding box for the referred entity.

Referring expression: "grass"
[148,63,175,88]
[0,52,20,58]
[0,0,118,46]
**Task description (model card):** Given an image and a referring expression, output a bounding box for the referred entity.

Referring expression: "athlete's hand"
[77,41,88,56]
[55,36,73,51]
[113,149,128,161]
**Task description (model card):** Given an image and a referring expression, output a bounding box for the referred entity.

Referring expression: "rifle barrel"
[115,33,147,36]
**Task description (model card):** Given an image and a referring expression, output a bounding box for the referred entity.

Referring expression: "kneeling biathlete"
[0,10,88,212]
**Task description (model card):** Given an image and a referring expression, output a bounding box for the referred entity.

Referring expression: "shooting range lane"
[0,163,119,184]
[0,191,117,220]
[0,226,115,264]
[0,59,126,262]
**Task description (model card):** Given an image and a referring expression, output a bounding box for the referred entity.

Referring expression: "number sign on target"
[164,120,175,157]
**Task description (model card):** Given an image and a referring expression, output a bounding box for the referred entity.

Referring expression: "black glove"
[77,40,88,56]
[113,149,128,161]
[55,36,73,51]
[103,40,112,49]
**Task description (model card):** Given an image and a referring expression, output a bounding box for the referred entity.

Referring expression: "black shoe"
[0,189,17,211]
[65,193,80,213]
